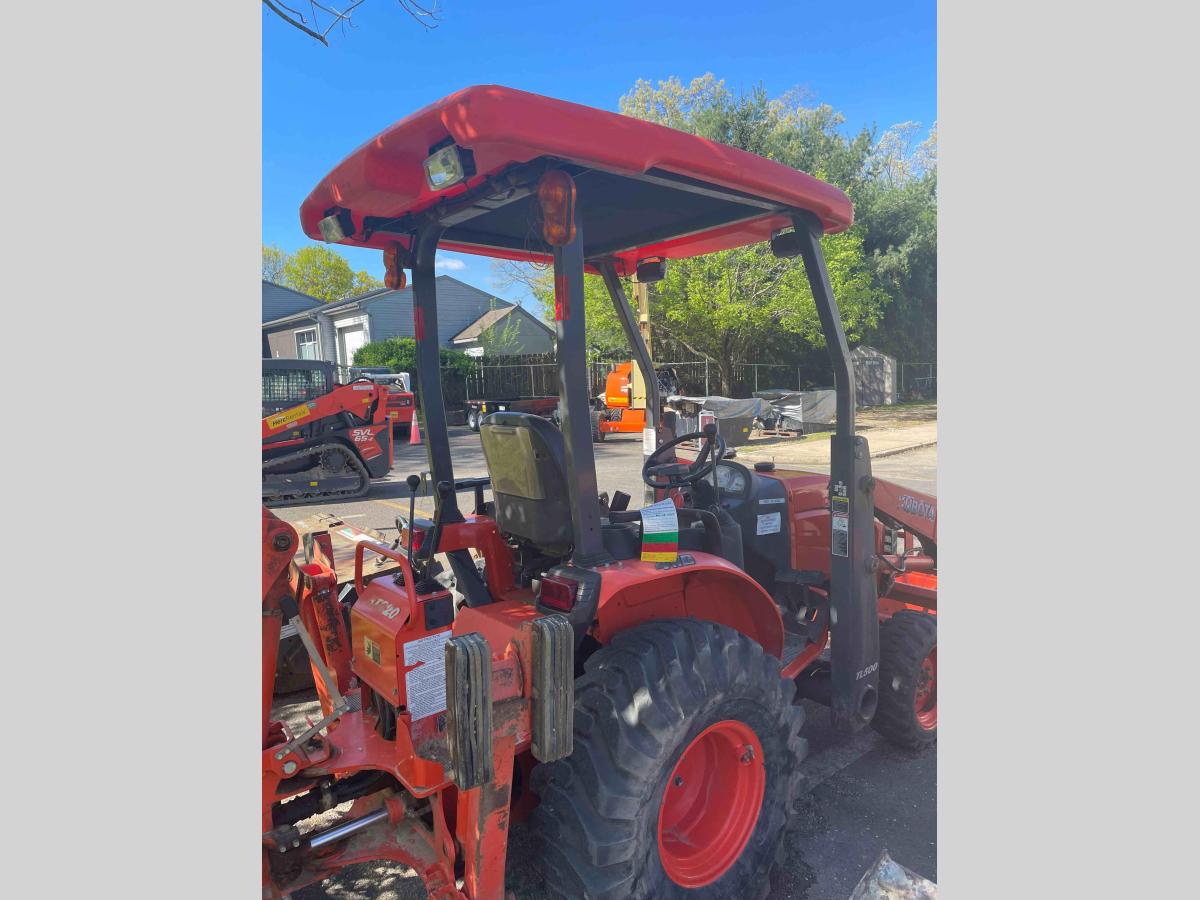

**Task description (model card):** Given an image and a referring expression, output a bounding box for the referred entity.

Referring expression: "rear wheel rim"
[914,646,937,730]
[657,719,765,888]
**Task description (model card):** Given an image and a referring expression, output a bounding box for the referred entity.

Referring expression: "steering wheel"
[642,424,727,489]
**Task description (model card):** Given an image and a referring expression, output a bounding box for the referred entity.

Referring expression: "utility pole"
[635,280,652,357]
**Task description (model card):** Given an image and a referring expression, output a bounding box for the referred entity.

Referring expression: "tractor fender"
[591,555,784,658]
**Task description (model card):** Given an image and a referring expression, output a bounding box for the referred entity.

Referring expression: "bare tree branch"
[398,1,441,28]
[264,1,440,45]
[263,0,329,44]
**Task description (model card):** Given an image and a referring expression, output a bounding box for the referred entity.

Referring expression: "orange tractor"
[263,85,937,898]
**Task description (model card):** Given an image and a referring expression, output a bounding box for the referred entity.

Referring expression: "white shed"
[851,346,897,406]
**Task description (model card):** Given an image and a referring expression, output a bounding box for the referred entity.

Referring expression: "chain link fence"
[898,362,937,400]
[461,353,807,401]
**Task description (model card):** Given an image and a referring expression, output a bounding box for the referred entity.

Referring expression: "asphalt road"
[274,426,936,538]
[278,426,937,899]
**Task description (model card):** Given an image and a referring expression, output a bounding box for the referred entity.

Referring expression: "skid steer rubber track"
[531,619,806,899]
[262,442,371,508]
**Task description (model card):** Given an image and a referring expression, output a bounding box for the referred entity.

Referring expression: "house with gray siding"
[262,281,324,356]
[261,275,553,367]
[262,281,324,321]
[450,304,554,357]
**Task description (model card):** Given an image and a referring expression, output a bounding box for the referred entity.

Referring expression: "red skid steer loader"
[262,358,394,506]
[263,85,937,899]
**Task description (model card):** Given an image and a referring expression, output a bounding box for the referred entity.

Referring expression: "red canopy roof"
[300,85,852,272]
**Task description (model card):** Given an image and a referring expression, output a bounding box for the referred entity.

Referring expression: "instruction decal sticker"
[402,630,453,720]
[756,512,782,535]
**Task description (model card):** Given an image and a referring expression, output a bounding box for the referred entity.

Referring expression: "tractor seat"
[478,411,743,568]
[479,412,575,554]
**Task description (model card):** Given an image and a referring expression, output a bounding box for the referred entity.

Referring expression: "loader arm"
[873,479,938,560]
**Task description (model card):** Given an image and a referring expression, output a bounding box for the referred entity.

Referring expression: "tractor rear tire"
[274,635,314,695]
[872,611,937,749]
[531,619,806,899]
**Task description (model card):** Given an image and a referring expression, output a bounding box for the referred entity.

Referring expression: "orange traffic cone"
[409,416,422,445]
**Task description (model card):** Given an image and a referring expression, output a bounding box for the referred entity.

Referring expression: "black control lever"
[404,474,422,574]
[415,480,453,593]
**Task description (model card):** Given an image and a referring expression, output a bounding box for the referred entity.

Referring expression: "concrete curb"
[872,439,938,459]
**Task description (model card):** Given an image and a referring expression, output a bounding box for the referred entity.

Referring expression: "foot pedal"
[610,490,631,512]
[445,632,493,789]
[531,615,574,763]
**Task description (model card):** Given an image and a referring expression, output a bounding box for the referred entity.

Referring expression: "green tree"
[617,76,886,394]
[652,231,884,394]
[855,124,938,362]
[492,260,632,354]
[353,337,473,377]
[262,243,288,283]
[271,244,383,303]
[477,302,526,356]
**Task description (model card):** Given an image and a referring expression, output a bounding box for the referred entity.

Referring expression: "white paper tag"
[640,498,679,536]
[402,630,453,720]
[643,428,657,456]
[756,512,781,535]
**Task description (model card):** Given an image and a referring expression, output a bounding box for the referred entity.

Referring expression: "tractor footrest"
[445,632,493,790]
[531,614,574,762]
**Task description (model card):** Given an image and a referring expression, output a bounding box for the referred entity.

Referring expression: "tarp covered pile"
[753,388,837,431]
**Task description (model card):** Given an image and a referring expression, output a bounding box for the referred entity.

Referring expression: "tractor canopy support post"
[597,261,661,452]
[411,226,463,523]
[554,203,612,567]
[793,212,879,734]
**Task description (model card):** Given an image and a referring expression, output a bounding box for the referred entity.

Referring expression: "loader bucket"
[848,850,937,900]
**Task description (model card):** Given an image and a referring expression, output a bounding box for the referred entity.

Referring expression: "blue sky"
[263,1,935,310]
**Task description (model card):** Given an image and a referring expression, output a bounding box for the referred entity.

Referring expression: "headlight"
[423,144,475,190]
[318,207,355,242]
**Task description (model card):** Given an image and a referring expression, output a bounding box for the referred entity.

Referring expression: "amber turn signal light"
[384,242,408,291]
[538,170,576,247]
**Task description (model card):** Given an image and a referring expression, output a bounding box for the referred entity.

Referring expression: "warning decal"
[402,630,453,720]
[756,512,781,535]
[831,514,849,557]
[363,635,382,665]
[831,483,850,557]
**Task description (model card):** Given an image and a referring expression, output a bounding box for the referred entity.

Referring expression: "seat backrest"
[479,411,574,553]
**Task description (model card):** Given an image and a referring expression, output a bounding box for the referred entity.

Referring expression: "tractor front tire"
[872,610,937,749]
[531,619,806,899]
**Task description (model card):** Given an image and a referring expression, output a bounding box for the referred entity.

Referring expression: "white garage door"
[338,325,366,367]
